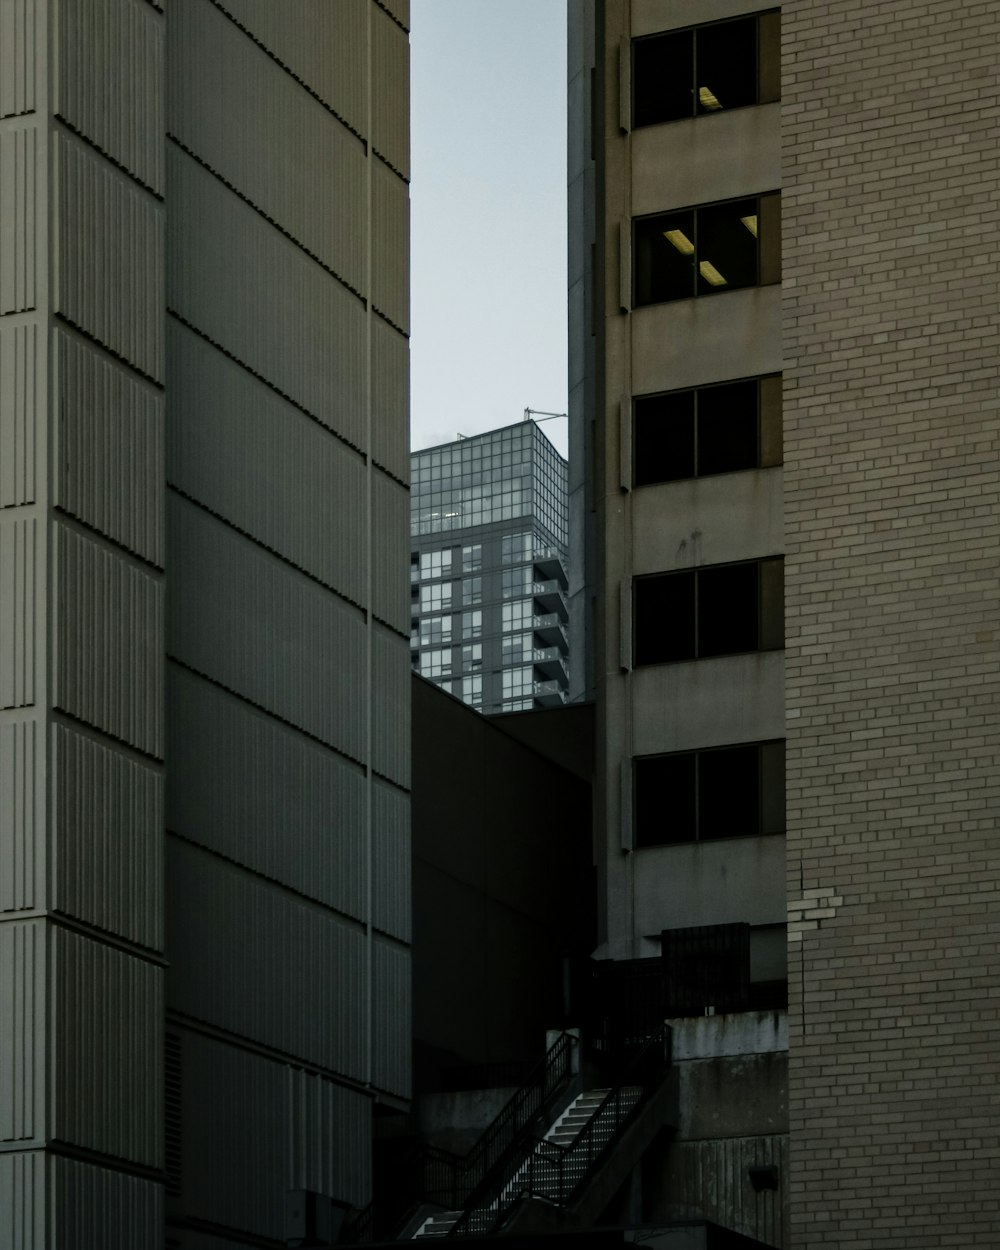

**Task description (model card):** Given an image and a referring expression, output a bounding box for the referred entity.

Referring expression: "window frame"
[633,373,783,488]
[633,557,784,667]
[634,739,785,848]
[631,9,781,130]
[633,192,781,308]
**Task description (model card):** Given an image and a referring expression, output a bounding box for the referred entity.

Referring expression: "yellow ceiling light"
[699,86,723,110]
[663,228,695,255]
[699,260,727,286]
[740,214,758,237]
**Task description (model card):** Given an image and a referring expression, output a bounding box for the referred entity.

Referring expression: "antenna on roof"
[523,407,569,423]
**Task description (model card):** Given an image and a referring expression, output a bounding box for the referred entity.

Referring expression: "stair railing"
[347,1032,576,1240]
[448,1022,671,1237]
[525,1021,672,1208]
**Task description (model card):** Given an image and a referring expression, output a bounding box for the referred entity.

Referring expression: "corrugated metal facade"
[54,130,164,380]
[52,723,163,949]
[166,496,367,761]
[0,517,37,709]
[166,322,367,606]
[51,928,163,1166]
[53,521,164,756]
[0,721,43,913]
[0,1,409,1242]
[0,0,166,1241]
[0,0,39,119]
[166,667,367,923]
[167,0,367,294]
[54,0,165,192]
[166,146,368,451]
[166,839,368,1079]
[0,323,40,507]
[53,328,165,564]
[0,124,38,313]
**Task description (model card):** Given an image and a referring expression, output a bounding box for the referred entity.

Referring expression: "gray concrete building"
[410,421,570,715]
[0,3,410,1247]
[572,1,1000,1245]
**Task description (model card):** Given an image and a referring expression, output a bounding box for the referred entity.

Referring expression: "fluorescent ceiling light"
[663,228,695,255]
[740,215,758,237]
[699,261,727,286]
[699,86,723,110]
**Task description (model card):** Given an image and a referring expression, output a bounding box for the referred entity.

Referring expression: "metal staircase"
[414,1022,673,1239]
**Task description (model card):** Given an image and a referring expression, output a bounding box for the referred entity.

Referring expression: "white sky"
[409,0,569,458]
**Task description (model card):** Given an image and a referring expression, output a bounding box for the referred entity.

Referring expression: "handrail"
[448,1023,671,1237]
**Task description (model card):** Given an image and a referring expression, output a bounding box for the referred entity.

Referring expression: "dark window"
[634,558,784,666]
[634,193,780,306]
[632,10,781,129]
[634,376,782,488]
[634,740,785,847]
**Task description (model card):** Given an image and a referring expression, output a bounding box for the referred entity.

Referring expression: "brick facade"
[783,2,1000,1243]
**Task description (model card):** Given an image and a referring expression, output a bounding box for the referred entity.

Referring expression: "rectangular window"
[462,643,483,670]
[634,193,780,306]
[634,375,782,487]
[634,558,784,666]
[462,544,482,573]
[462,577,482,606]
[634,741,785,847]
[502,632,533,664]
[502,567,532,599]
[420,549,453,579]
[502,532,534,564]
[463,610,483,639]
[502,600,532,633]
[461,675,483,707]
[419,649,453,679]
[632,10,780,129]
[419,614,453,646]
[420,582,453,613]
[502,666,534,700]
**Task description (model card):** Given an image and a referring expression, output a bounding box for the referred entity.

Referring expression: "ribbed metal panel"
[166,496,366,761]
[377,0,409,32]
[0,919,45,1143]
[54,0,164,192]
[372,5,409,178]
[166,838,367,1079]
[0,321,40,507]
[371,158,409,332]
[53,521,164,756]
[0,0,37,118]
[52,1156,163,1250]
[216,0,367,139]
[370,315,409,483]
[372,779,409,942]
[0,124,38,314]
[168,0,366,294]
[288,1066,371,1208]
[0,719,43,912]
[0,1153,45,1249]
[52,927,163,1166]
[166,147,366,451]
[371,468,408,632]
[51,722,163,949]
[53,328,165,566]
[371,624,409,786]
[166,666,366,923]
[173,1033,371,1236]
[0,517,37,710]
[55,130,165,381]
[166,323,366,606]
[372,937,410,1098]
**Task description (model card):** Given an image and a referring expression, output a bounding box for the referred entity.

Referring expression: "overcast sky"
[409,0,569,458]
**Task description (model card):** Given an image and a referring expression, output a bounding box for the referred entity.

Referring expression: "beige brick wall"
[783,1,1000,1244]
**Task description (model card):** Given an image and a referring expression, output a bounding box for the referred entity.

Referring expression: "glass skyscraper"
[410,420,569,714]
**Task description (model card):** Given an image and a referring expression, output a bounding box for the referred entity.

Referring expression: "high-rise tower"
[0,3,410,1245]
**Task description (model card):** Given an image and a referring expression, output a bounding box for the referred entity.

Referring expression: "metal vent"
[164,1031,182,1199]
